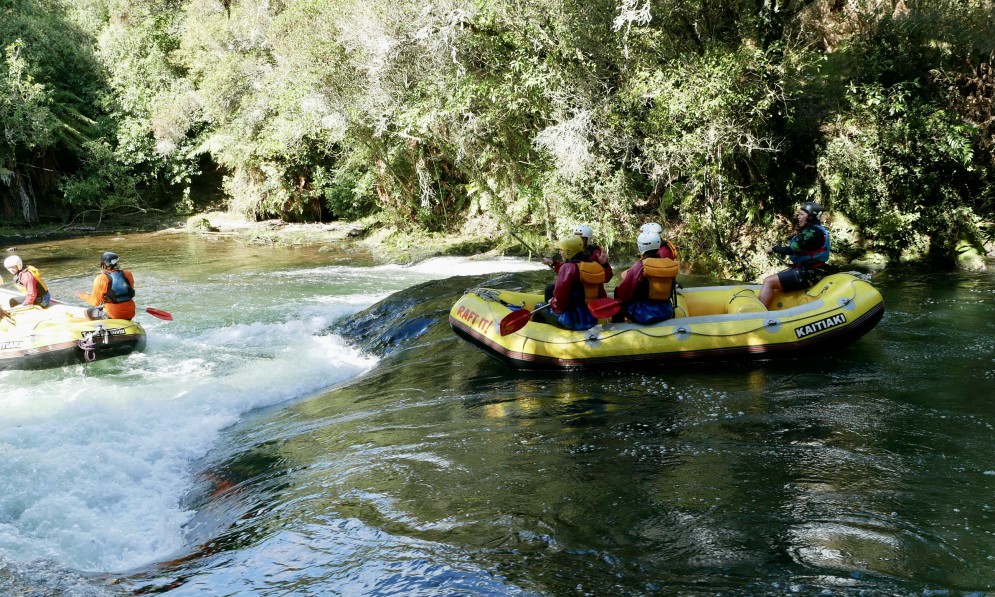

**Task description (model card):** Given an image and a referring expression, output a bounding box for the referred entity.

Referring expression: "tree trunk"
[16,172,38,223]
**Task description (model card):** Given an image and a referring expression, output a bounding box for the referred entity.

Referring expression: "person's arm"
[541,257,563,272]
[550,263,578,314]
[613,261,642,303]
[588,247,612,282]
[78,275,107,306]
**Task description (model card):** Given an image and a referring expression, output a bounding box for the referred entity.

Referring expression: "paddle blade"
[588,298,622,319]
[499,308,532,336]
[144,307,173,321]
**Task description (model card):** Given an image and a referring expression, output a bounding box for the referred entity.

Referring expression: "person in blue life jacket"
[78,251,137,320]
[4,255,51,308]
[759,201,831,309]
[614,231,678,324]
[532,236,598,331]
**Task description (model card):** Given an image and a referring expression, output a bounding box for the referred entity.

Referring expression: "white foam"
[383,256,547,276]
[268,256,546,281]
[0,256,536,573]
[0,322,375,571]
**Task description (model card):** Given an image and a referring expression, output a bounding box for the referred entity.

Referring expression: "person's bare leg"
[759,274,783,309]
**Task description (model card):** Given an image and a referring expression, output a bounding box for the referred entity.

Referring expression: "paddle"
[57,297,174,321]
[508,229,543,256]
[587,297,622,319]
[499,304,551,336]
[143,307,173,321]
[509,229,558,269]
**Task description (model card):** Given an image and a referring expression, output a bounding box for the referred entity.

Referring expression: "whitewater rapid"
[0,257,543,572]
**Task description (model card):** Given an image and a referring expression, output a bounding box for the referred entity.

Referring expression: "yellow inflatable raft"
[449,272,884,370]
[0,289,147,370]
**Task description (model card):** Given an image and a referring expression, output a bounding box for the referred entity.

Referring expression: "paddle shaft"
[509,229,559,269]
[52,297,173,321]
[508,229,542,256]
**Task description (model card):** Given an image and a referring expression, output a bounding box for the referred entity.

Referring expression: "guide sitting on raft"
[758,201,831,309]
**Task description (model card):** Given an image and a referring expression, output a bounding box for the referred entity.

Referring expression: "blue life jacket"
[104,270,135,303]
[790,224,830,268]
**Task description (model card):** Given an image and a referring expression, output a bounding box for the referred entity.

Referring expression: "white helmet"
[4,255,22,271]
[640,222,663,235]
[637,231,662,254]
[572,224,593,241]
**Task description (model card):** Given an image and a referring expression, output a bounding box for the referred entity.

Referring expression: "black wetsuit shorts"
[777,267,824,292]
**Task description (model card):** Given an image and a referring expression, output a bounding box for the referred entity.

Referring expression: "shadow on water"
[116,264,995,596]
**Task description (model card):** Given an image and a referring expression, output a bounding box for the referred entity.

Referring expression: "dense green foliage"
[1,0,993,272]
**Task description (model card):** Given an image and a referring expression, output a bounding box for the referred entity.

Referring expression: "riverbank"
[4,210,991,274]
[1,211,511,266]
[169,211,995,274]
[166,211,511,265]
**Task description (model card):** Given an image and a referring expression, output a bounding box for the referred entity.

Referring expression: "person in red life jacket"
[542,224,612,275]
[572,224,612,271]
[78,251,137,320]
[532,236,598,331]
[639,222,680,260]
[4,255,51,308]
[759,201,831,309]
[614,231,677,324]
[540,223,613,300]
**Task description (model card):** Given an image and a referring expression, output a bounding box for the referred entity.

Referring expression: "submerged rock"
[955,239,987,271]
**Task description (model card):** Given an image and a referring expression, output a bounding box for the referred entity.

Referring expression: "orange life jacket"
[642,257,679,301]
[578,261,607,302]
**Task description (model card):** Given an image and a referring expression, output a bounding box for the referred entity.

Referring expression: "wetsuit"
[772,223,830,291]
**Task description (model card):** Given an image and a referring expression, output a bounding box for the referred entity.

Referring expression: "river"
[0,232,993,596]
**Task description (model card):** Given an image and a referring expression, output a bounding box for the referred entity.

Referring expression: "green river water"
[0,231,993,596]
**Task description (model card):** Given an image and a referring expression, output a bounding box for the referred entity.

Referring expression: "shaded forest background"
[1,0,993,275]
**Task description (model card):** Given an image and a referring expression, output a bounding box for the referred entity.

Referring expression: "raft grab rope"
[470,288,502,302]
[78,326,110,363]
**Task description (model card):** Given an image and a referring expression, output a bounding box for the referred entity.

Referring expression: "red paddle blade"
[499,308,532,336]
[588,298,621,319]
[144,307,173,321]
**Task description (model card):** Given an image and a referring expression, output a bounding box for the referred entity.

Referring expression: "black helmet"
[100,251,120,268]
[800,201,823,221]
